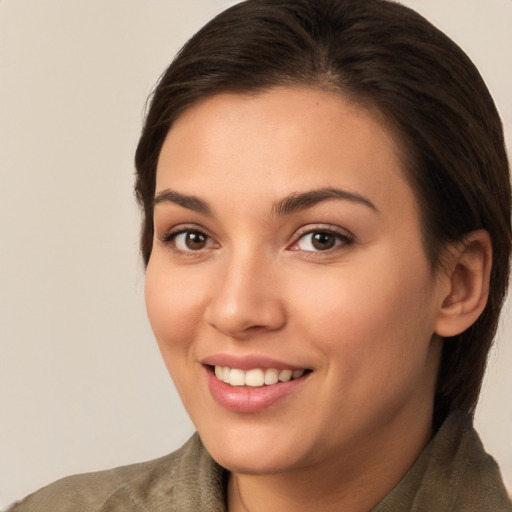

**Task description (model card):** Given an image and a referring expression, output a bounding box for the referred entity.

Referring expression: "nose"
[204,252,287,340]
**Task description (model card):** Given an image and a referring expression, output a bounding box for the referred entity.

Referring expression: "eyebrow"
[273,187,378,215]
[153,186,378,216]
[153,189,213,216]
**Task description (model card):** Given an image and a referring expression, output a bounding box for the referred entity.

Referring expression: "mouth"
[204,364,312,412]
[201,355,313,412]
[211,365,309,387]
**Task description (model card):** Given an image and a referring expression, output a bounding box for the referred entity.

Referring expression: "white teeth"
[264,368,279,385]
[213,366,307,387]
[278,369,292,382]
[229,368,246,386]
[245,369,265,387]
[292,370,305,379]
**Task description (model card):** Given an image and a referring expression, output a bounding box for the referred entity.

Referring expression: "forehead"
[155,87,417,219]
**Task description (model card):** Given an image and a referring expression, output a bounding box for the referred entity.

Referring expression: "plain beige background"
[1,0,511,508]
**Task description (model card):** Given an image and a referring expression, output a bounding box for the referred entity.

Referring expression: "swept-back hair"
[135,0,511,414]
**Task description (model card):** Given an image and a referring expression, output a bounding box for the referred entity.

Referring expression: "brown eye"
[293,229,352,252]
[311,232,336,250]
[170,230,214,252]
[185,231,207,250]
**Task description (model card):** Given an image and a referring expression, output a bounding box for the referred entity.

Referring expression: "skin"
[145,87,455,511]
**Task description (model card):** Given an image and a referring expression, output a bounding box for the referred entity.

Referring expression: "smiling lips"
[214,366,306,387]
[205,363,310,413]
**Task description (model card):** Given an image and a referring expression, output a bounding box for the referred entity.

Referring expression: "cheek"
[144,259,205,357]
[297,264,438,428]
[290,253,436,369]
[144,259,211,409]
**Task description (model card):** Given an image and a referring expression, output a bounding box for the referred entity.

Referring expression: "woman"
[10,0,511,510]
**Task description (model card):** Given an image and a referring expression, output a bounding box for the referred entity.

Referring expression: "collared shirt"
[9,411,512,511]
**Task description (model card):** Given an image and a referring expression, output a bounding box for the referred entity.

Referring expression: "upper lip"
[201,353,309,371]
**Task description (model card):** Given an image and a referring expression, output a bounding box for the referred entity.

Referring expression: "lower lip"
[205,367,309,413]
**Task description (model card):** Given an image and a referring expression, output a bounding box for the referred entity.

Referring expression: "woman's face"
[145,87,448,476]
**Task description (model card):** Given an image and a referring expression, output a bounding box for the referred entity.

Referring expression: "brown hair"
[135,0,511,414]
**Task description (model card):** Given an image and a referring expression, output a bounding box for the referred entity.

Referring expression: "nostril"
[204,278,287,338]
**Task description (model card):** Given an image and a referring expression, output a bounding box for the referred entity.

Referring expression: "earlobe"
[435,230,492,338]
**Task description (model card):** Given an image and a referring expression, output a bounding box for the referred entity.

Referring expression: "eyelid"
[288,224,355,252]
[157,223,353,255]
[158,224,219,253]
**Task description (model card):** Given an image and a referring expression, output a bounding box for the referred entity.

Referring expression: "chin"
[197,421,311,475]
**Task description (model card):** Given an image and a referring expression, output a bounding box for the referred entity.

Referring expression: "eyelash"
[158,225,218,256]
[289,227,354,254]
[158,225,354,255]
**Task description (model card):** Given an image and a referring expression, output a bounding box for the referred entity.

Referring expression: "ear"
[435,229,492,338]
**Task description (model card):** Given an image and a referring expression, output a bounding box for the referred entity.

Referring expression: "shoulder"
[8,433,226,512]
[432,411,511,510]
[374,411,512,511]
[7,450,182,512]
